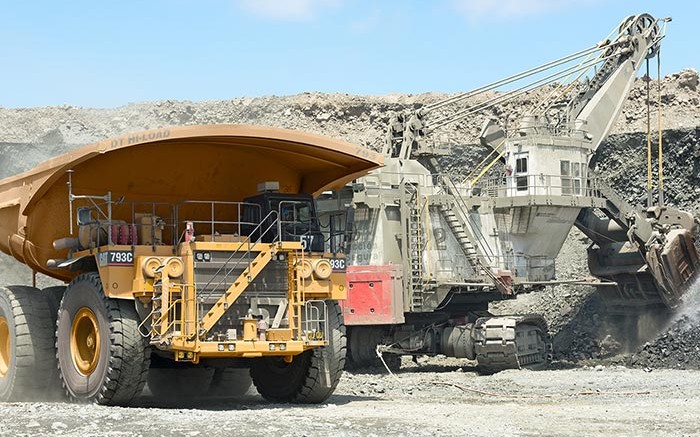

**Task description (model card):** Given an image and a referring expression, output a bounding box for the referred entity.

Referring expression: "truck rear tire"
[56,273,150,405]
[147,366,214,399]
[43,286,66,319]
[208,368,252,397]
[42,286,67,400]
[250,300,346,403]
[0,286,57,401]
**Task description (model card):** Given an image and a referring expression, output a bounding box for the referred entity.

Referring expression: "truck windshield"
[278,201,312,224]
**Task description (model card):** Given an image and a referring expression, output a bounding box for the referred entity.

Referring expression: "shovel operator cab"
[0,125,382,406]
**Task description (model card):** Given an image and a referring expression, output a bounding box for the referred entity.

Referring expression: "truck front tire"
[56,273,150,405]
[250,300,346,403]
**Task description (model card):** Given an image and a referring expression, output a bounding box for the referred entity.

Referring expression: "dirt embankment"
[1,69,698,150]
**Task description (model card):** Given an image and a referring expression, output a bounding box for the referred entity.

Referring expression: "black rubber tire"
[43,286,66,319]
[250,300,346,403]
[56,273,150,405]
[0,286,57,401]
[147,366,215,398]
[42,286,68,400]
[208,368,252,397]
[346,326,401,371]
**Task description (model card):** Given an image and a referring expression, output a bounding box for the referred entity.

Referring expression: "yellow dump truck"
[0,125,382,405]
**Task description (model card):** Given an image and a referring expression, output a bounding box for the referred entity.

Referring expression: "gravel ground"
[1,364,699,437]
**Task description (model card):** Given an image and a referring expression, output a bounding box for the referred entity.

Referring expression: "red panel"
[341,265,405,325]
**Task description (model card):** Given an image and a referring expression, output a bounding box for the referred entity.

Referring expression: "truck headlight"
[299,260,314,279]
[165,257,184,278]
[313,259,332,279]
[142,257,161,278]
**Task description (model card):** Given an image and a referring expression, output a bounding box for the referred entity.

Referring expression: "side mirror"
[77,207,93,226]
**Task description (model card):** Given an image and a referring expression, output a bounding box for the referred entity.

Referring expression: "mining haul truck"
[0,124,382,405]
[317,13,700,372]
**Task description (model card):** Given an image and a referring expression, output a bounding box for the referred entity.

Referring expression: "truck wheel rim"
[0,316,9,377]
[70,308,101,376]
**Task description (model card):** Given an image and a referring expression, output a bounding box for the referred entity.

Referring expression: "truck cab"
[243,182,325,252]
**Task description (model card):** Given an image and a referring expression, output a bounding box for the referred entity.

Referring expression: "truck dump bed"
[0,124,382,281]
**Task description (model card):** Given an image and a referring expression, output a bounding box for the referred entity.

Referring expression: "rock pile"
[679,68,699,92]
[594,128,700,209]
[1,69,699,151]
[630,315,700,369]
[628,280,700,369]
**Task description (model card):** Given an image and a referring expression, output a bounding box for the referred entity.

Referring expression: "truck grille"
[194,251,288,304]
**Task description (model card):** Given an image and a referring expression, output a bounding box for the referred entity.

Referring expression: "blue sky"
[0,0,696,108]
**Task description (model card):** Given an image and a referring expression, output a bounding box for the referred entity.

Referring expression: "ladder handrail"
[196,210,280,304]
[439,174,496,262]
[404,182,426,310]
